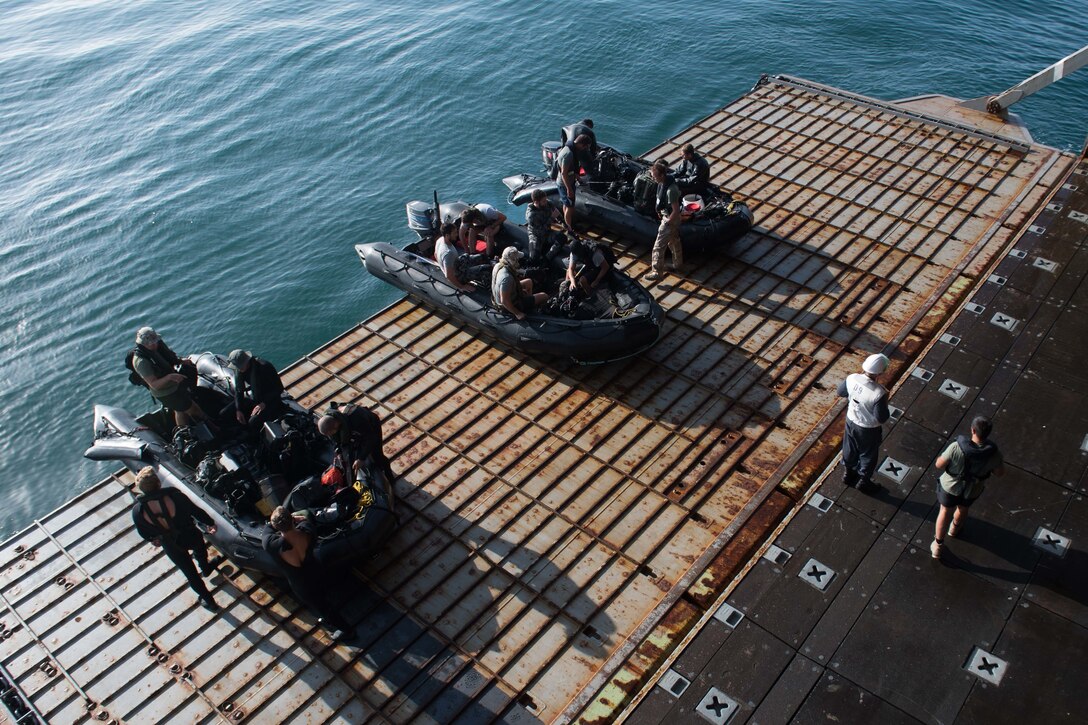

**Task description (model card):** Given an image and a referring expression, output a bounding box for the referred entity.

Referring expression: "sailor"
[130,326,208,427]
[131,467,220,611]
[227,349,287,427]
[556,134,593,230]
[263,506,354,638]
[675,143,711,195]
[645,160,682,282]
[566,237,612,294]
[434,222,476,292]
[837,353,891,494]
[930,416,1005,560]
[491,247,549,321]
[459,203,507,258]
[316,403,395,484]
[559,118,598,167]
[525,188,563,261]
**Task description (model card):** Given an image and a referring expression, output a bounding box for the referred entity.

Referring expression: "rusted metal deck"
[0,75,1079,724]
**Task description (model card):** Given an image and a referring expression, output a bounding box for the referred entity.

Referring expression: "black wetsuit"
[676,152,710,195]
[132,488,215,599]
[233,356,287,425]
[262,519,349,630]
[328,405,395,482]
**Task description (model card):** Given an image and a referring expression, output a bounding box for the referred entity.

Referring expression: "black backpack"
[124,348,150,388]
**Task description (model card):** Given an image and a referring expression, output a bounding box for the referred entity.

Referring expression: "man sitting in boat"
[316,402,396,485]
[434,222,477,292]
[130,326,210,428]
[226,349,287,428]
[492,246,549,321]
[263,506,354,638]
[566,237,612,294]
[675,143,710,195]
[459,203,507,257]
[525,188,564,262]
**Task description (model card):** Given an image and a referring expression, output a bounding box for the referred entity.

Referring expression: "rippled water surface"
[1,0,1085,536]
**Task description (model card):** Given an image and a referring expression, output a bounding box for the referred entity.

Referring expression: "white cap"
[863,353,889,375]
[501,246,523,264]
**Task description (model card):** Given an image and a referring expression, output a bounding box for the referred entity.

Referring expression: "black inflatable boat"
[85,352,396,575]
[504,143,754,254]
[355,200,664,364]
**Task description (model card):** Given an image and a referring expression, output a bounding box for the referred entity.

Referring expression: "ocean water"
[1,0,1085,538]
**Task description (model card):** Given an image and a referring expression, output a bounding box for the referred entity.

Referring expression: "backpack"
[124,348,150,388]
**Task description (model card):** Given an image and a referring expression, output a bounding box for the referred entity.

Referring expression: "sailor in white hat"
[836,353,891,493]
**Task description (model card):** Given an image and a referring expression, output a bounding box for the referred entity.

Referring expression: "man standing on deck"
[556,134,593,230]
[837,353,891,494]
[645,159,682,282]
[930,416,1005,560]
[131,467,220,611]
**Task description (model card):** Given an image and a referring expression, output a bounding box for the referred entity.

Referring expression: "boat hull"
[356,240,664,364]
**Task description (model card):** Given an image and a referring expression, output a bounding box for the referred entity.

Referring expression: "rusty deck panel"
[0,76,1077,724]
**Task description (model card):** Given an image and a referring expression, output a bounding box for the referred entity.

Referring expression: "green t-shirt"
[133,354,178,400]
[938,440,1002,498]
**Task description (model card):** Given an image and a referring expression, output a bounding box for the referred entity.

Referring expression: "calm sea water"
[1,0,1085,537]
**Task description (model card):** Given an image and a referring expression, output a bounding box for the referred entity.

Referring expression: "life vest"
[560,123,595,147]
[126,342,181,387]
[656,174,679,215]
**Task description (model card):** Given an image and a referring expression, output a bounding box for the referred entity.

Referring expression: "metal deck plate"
[830,546,1014,724]
[998,376,1088,486]
[671,622,793,725]
[735,507,878,647]
[791,671,922,725]
[1025,494,1088,628]
[958,602,1088,723]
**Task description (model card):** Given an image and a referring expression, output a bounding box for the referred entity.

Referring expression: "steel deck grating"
[0,78,1076,724]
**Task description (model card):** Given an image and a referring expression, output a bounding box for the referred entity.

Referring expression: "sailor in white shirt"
[837,353,890,493]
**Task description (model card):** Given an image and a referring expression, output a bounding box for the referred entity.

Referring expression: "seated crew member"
[131,467,220,611]
[566,238,612,294]
[263,506,353,637]
[434,222,476,292]
[459,203,507,258]
[131,326,208,427]
[675,143,710,195]
[492,246,548,321]
[559,118,598,167]
[555,134,593,230]
[316,403,395,484]
[525,188,564,262]
[227,349,287,427]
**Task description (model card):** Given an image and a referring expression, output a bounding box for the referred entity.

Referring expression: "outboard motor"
[406,201,435,240]
[541,141,561,173]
